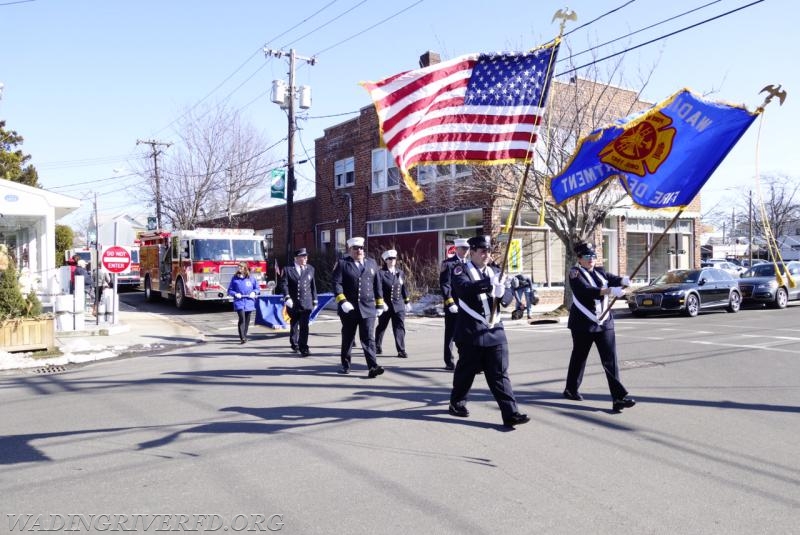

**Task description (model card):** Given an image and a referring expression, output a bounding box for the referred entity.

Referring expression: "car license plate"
[642,298,654,306]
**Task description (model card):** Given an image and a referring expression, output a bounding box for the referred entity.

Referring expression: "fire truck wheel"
[175,278,187,309]
[144,276,158,302]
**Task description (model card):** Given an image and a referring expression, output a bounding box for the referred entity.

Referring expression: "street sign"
[101,245,132,273]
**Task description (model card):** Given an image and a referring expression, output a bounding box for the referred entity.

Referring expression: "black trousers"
[236,310,252,341]
[339,312,378,370]
[288,309,311,351]
[565,329,628,400]
[375,309,406,353]
[450,342,518,421]
[443,311,458,366]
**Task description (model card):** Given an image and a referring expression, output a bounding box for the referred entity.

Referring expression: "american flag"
[362,42,559,200]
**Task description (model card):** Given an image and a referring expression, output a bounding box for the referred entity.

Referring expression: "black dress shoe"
[338,367,350,375]
[445,363,455,371]
[503,412,531,427]
[397,351,408,358]
[563,389,583,401]
[290,345,299,352]
[240,339,246,344]
[300,348,310,357]
[448,403,469,417]
[375,347,382,355]
[612,397,636,412]
[367,366,385,378]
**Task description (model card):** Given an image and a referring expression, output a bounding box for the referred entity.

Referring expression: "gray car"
[738,261,800,308]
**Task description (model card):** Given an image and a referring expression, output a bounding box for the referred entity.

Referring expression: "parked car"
[701,259,742,277]
[738,261,800,308]
[740,258,768,269]
[627,267,742,317]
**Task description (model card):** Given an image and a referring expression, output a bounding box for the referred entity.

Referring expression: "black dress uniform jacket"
[567,266,623,332]
[280,263,318,310]
[333,256,384,316]
[439,255,462,309]
[452,261,514,346]
[379,267,409,311]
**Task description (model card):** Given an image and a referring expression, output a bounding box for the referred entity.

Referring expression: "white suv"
[701,259,742,278]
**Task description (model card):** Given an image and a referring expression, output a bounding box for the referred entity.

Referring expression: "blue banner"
[550,88,757,208]
[255,293,335,329]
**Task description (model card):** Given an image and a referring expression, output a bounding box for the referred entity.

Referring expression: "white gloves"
[341,301,354,313]
[405,303,412,313]
[620,276,631,287]
[312,300,318,307]
[285,298,294,309]
[492,283,506,298]
[249,291,257,299]
[609,286,626,298]
[234,292,242,299]
[382,303,390,312]
[448,304,458,314]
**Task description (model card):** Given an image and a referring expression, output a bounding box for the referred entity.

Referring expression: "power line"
[563,0,638,38]
[153,1,343,137]
[559,0,723,63]
[556,0,765,77]
[281,0,370,50]
[313,0,426,57]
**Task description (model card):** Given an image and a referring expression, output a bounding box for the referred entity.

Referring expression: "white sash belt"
[575,266,609,325]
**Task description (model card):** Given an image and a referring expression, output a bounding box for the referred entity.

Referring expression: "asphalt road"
[2,294,799,534]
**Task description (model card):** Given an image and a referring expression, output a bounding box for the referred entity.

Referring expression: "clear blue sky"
[1,0,795,228]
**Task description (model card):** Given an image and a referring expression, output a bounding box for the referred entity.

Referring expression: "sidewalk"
[0,304,205,373]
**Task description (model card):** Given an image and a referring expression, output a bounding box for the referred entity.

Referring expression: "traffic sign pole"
[101,245,132,325]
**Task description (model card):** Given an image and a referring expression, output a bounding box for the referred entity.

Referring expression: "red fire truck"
[139,228,268,309]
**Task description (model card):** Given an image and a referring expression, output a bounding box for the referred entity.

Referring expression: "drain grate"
[32,365,67,374]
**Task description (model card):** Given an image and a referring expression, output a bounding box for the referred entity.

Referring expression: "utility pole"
[265,47,315,266]
[94,193,100,326]
[136,139,172,229]
[749,189,754,266]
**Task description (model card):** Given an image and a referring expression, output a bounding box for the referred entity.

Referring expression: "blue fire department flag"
[255,293,335,329]
[550,88,758,208]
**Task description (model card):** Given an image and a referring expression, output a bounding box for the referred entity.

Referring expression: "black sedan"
[627,267,742,317]
[738,261,800,308]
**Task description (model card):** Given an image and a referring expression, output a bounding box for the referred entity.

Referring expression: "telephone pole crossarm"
[136,139,172,230]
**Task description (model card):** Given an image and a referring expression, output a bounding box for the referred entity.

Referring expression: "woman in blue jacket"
[227,262,260,344]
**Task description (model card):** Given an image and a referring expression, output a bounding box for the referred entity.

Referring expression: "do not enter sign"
[101,245,132,273]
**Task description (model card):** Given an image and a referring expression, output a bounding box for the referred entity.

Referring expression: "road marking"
[691,340,800,354]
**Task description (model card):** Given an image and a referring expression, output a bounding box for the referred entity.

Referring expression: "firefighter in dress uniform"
[447,235,530,428]
[563,242,637,412]
[439,237,470,370]
[332,237,386,378]
[280,247,317,356]
[375,249,411,358]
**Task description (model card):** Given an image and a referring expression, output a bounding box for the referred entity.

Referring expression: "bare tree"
[713,175,800,251]
[134,104,275,230]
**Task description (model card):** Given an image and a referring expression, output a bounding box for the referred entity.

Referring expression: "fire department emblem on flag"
[598,111,676,176]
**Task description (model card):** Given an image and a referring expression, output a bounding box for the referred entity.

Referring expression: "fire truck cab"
[139,228,268,309]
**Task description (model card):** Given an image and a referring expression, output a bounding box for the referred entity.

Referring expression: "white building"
[0,178,80,304]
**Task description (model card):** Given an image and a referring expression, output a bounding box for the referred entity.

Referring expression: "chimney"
[419,51,441,68]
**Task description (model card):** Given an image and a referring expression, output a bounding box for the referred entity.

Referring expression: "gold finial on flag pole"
[756,84,787,113]
[552,8,577,35]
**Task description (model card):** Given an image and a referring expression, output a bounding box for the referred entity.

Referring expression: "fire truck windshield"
[232,239,262,260]
[191,238,262,261]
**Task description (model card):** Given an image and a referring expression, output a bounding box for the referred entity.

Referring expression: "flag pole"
[488,11,573,327]
[597,208,684,322]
